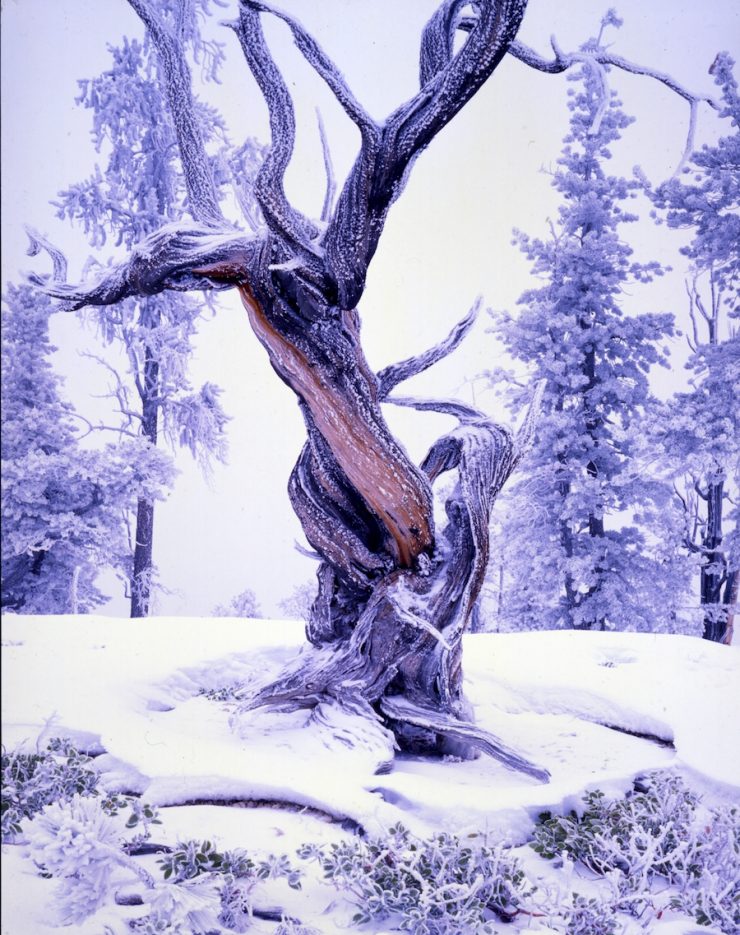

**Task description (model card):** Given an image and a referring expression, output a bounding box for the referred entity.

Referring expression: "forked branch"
[506,35,718,173]
[35,224,259,309]
[231,3,319,255]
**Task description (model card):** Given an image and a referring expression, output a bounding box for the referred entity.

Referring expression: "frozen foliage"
[49,17,264,612]
[0,285,174,613]
[28,794,125,924]
[532,772,740,933]
[277,580,317,622]
[1,736,161,846]
[487,61,687,633]
[1,738,99,840]
[298,822,535,933]
[213,588,262,618]
[649,54,740,642]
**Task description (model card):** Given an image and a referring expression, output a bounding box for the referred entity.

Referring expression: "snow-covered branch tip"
[514,379,546,460]
[25,228,68,284]
[377,298,482,399]
[507,35,719,176]
[36,224,259,311]
[317,109,336,223]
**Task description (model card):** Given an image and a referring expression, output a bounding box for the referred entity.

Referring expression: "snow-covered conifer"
[52,18,263,615]
[1,285,173,613]
[488,59,682,632]
[650,54,740,642]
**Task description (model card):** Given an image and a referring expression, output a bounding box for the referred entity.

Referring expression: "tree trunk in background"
[130,320,160,618]
[701,476,728,642]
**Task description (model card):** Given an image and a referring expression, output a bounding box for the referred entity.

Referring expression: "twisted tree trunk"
[36,0,713,778]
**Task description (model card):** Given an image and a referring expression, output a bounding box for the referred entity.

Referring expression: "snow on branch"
[127,0,224,227]
[317,109,337,224]
[229,3,319,255]
[25,228,68,283]
[243,1,379,143]
[379,696,550,781]
[507,35,718,175]
[377,298,481,399]
[386,395,486,423]
[34,223,259,310]
[324,0,528,308]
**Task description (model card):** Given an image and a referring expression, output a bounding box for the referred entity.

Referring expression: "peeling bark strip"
[35,0,712,777]
[238,283,433,567]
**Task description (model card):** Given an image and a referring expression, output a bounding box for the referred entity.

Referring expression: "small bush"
[1,738,100,839]
[298,822,535,934]
[531,772,740,934]
[563,893,618,935]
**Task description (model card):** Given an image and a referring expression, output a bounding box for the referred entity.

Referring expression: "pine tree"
[488,63,683,632]
[51,15,262,615]
[650,53,740,643]
[1,284,174,613]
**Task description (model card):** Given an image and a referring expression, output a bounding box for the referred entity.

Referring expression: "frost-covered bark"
[31,1,716,770]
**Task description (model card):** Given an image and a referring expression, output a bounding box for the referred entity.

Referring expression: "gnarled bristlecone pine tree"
[31,2,717,779]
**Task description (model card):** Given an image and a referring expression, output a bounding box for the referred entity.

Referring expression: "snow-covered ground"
[2,615,739,934]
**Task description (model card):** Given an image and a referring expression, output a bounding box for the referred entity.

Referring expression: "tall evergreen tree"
[1,284,173,613]
[488,63,682,632]
[50,12,262,615]
[650,53,740,643]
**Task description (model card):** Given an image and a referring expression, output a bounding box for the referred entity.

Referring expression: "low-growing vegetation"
[532,772,740,932]
[3,745,738,934]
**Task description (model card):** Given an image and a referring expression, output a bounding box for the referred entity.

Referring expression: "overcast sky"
[2,1,739,617]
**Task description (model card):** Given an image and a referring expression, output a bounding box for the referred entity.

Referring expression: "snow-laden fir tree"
[487,61,685,633]
[50,6,263,616]
[1,284,174,613]
[650,53,740,643]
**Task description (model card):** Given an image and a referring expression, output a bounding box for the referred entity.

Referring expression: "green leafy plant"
[297,822,535,934]
[531,772,740,934]
[1,738,100,839]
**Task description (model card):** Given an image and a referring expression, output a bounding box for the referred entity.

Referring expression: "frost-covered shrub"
[158,839,301,889]
[156,840,302,931]
[532,773,699,878]
[1,738,100,839]
[27,794,126,924]
[562,893,617,935]
[145,877,223,935]
[669,804,740,933]
[532,773,740,934]
[298,822,535,933]
[273,919,321,935]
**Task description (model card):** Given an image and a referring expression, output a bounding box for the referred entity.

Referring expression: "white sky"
[2,1,739,617]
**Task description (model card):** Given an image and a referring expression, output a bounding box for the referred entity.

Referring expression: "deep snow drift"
[2,615,738,933]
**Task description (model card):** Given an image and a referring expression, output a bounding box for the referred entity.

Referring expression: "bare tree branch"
[25,228,68,282]
[325,0,528,308]
[127,0,224,226]
[229,3,319,254]
[244,1,378,141]
[377,298,481,399]
[37,223,259,309]
[386,395,486,423]
[379,696,549,781]
[316,109,336,224]
[507,36,718,174]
